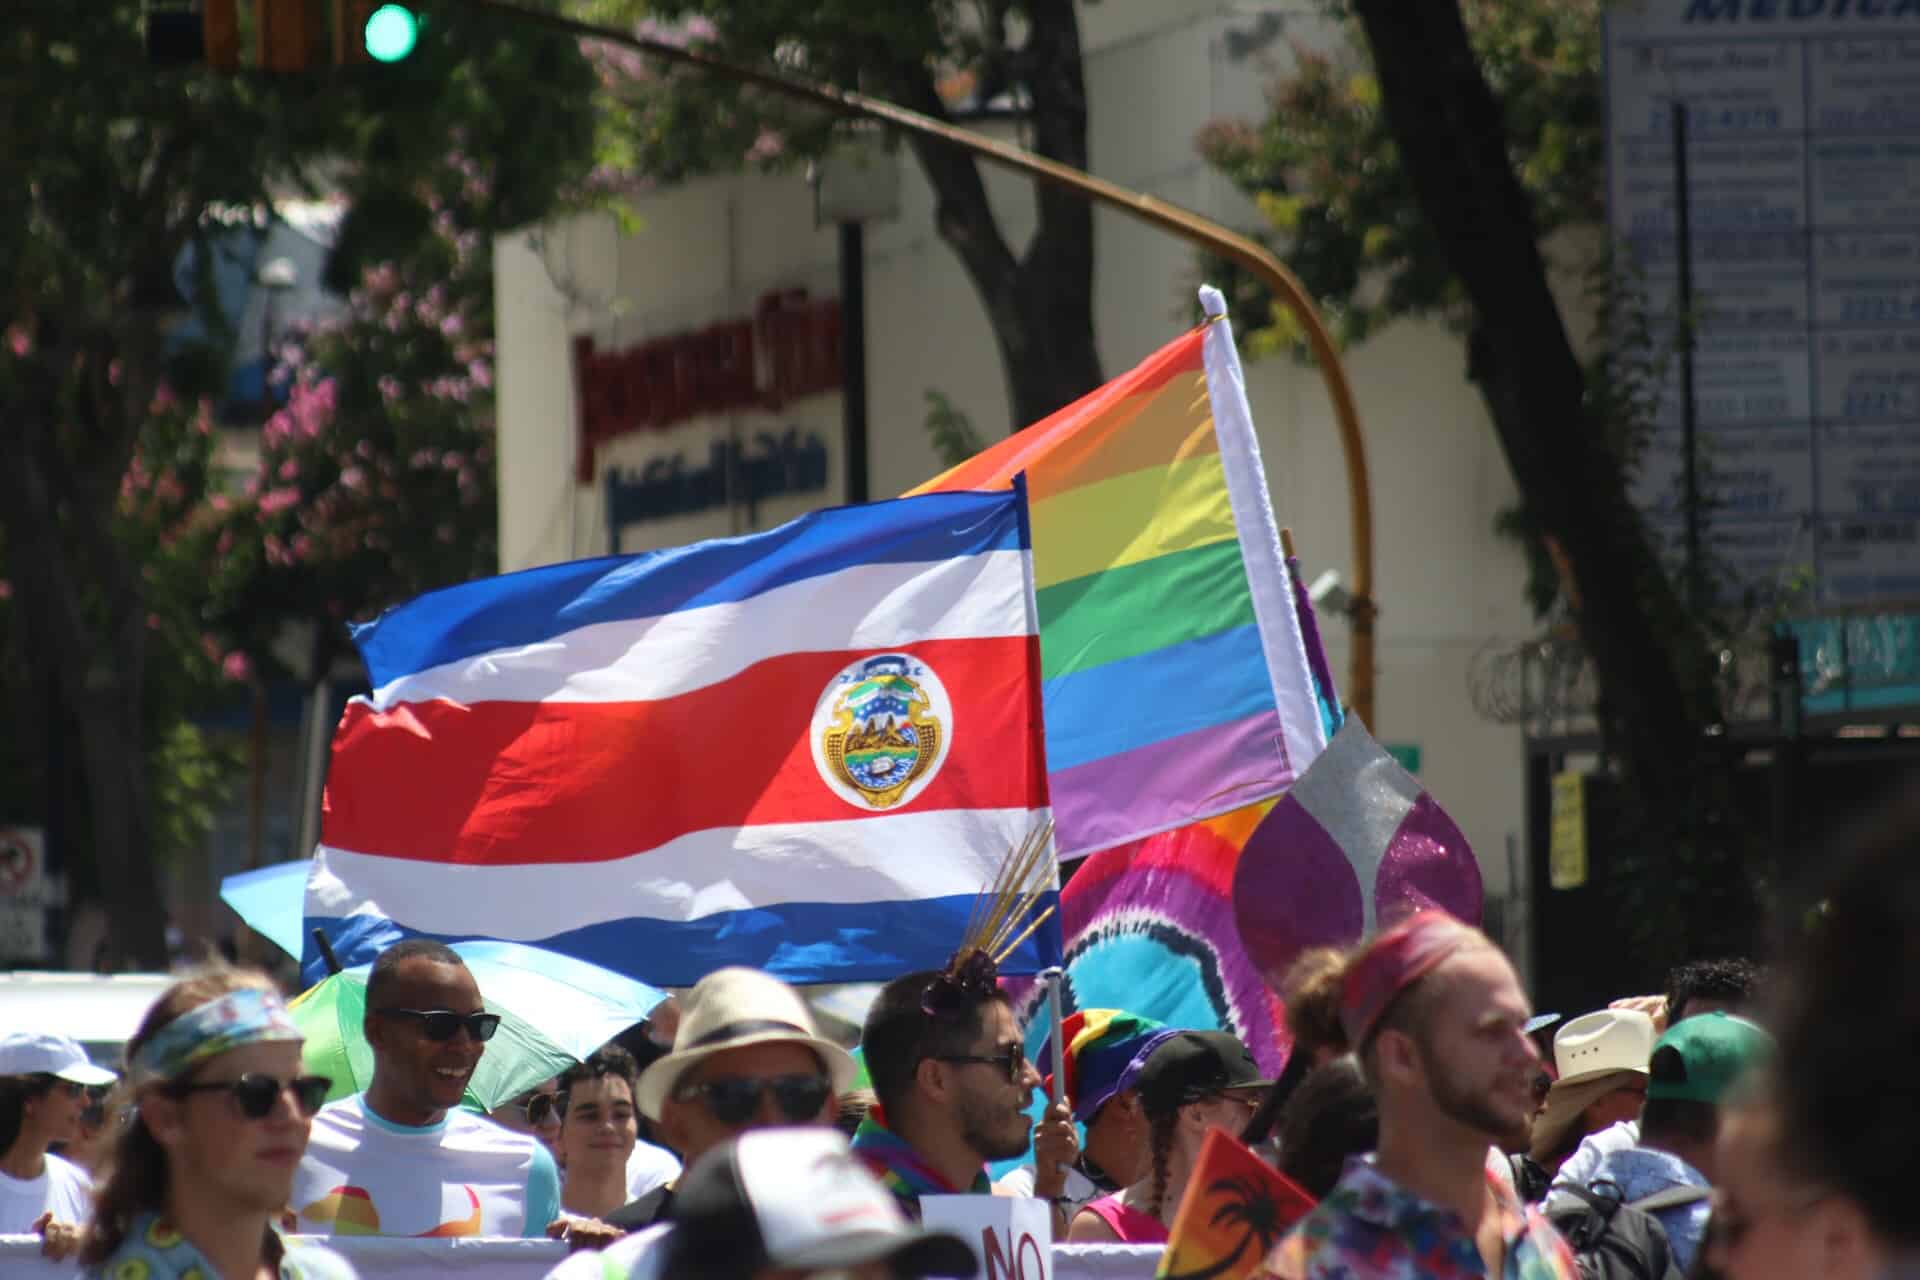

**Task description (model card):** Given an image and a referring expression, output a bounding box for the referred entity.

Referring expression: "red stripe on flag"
[320,636,1045,866]
[908,329,1205,496]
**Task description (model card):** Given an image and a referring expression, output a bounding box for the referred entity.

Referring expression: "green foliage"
[0,0,600,940]
[150,722,242,877]
[923,390,984,470]
[204,209,500,674]
[566,0,1055,193]
[1202,0,1618,620]
[1199,0,1604,350]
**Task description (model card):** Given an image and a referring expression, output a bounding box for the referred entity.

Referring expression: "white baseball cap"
[661,1128,975,1279]
[0,1032,117,1085]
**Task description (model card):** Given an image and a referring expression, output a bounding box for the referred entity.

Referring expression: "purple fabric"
[1050,708,1289,855]
[1375,794,1483,928]
[1287,554,1342,729]
[1232,798,1367,990]
[1231,721,1482,992]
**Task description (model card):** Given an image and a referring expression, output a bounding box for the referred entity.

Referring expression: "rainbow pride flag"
[911,287,1326,856]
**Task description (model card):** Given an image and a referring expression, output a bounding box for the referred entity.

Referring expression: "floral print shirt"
[1257,1154,1579,1280]
[87,1212,359,1280]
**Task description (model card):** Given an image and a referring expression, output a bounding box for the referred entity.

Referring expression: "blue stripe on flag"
[305,893,1064,988]
[1040,623,1277,770]
[352,490,1027,684]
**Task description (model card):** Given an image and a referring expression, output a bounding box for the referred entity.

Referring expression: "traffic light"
[143,0,421,71]
[363,5,420,62]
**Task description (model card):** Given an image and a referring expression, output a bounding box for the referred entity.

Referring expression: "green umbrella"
[289,940,666,1113]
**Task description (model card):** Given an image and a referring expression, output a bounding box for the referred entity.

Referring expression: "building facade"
[493,2,1543,955]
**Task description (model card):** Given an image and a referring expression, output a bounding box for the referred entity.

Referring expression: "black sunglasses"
[934,1043,1027,1083]
[169,1073,333,1119]
[673,1073,833,1126]
[375,1008,502,1042]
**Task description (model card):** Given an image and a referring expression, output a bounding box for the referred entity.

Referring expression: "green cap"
[1645,1011,1773,1104]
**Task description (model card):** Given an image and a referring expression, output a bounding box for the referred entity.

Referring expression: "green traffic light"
[364,4,420,63]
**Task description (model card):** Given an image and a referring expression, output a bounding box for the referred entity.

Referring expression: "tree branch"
[886,65,1020,307]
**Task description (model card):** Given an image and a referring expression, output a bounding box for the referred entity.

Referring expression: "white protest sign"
[920,1195,1053,1280]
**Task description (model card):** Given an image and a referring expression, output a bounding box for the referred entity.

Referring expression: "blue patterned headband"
[129,988,303,1083]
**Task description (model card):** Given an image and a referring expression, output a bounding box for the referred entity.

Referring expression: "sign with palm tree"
[1156,1130,1316,1280]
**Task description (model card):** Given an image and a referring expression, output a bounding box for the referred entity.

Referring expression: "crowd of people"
[6,788,1920,1279]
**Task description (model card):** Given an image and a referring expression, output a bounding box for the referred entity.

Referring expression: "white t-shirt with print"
[0,1151,92,1234]
[291,1094,560,1239]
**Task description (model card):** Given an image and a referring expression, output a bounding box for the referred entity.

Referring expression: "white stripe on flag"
[1200,284,1328,769]
[368,550,1032,711]
[308,806,1051,938]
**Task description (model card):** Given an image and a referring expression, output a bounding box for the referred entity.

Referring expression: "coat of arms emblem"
[811,653,951,811]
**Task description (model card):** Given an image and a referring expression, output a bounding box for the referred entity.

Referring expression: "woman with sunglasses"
[489,1078,562,1157]
[0,1032,116,1238]
[76,965,356,1280]
[1069,1031,1274,1245]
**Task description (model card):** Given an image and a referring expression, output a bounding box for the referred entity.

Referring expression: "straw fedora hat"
[636,967,860,1120]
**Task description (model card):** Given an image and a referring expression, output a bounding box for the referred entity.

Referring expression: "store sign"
[605,428,830,537]
[573,289,841,482]
[1608,2,1920,609]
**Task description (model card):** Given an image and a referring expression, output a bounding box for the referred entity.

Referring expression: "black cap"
[663,1128,978,1280]
[1133,1030,1272,1114]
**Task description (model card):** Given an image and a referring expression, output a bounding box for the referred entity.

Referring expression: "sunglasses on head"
[168,1073,333,1119]
[932,1043,1027,1084]
[673,1073,833,1126]
[375,1008,502,1042]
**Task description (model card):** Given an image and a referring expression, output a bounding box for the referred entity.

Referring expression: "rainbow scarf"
[850,1110,990,1217]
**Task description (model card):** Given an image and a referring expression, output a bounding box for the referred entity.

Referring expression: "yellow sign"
[1549,770,1588,890]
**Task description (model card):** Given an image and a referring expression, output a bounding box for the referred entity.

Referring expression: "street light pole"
[451,0,1379,727]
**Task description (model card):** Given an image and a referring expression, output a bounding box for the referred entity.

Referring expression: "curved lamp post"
[455,0,1378,727]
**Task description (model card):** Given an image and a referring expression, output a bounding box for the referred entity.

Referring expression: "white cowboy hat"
[635,967,860,1120]
[1552,1008,1655,1087]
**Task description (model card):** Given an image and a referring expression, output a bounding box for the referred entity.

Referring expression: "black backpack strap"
[1546,1180,1625,1249]
[1627,1185,1711,1213]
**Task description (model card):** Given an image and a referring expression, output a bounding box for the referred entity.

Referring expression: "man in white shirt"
[0,1032,115,1235]
[291,938,560,1237]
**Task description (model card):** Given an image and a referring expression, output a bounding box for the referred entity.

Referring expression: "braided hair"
[1145,1101,1181,1220]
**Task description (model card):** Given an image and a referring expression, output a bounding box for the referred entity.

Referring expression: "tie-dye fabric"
[1256,1154,1578,1280]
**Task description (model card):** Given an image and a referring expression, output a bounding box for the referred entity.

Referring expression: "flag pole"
[1040,965,1067,1112]
[448,0,1379,731]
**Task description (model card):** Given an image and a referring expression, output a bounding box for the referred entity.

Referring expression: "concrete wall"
[492,2,1541,933]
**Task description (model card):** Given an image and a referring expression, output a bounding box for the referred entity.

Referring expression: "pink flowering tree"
[2,0,598,968]
[206,208,500,679]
